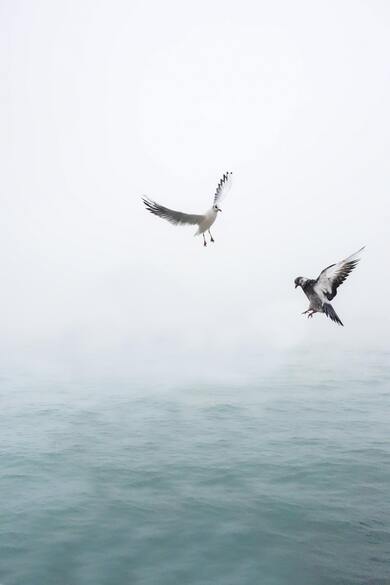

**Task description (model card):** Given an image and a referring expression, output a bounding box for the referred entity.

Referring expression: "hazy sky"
[1,0,390,379]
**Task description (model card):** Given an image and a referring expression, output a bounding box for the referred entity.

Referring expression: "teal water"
[1,353,390,584]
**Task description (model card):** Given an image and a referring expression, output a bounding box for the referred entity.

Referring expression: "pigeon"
[294,247,365,326]
[142,171,233,246]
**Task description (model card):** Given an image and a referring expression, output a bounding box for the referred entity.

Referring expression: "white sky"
[1,0,389,379]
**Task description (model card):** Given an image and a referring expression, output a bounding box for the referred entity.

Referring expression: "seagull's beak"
[217,207,222,212]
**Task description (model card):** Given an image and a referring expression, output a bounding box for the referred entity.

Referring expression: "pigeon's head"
[213,204,222,212]
[294,277,303,289]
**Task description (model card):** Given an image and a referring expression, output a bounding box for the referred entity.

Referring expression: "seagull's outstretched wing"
[213,171,233,205]
[314,247,365,301]
[142,197,203,226]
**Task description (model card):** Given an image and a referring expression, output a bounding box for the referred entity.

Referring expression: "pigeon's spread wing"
[314,247,365,301]
[213,172,233,205]
[142,198,203,226]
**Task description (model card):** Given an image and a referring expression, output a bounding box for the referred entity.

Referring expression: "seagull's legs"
[208,230,215,243]
[203,234,207,247]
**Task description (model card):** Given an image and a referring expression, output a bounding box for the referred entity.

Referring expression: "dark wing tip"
[142,197,161,216]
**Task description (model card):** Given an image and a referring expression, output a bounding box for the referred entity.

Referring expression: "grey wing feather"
[314,247,365,301]
[213,171,233,205]
[142,197,203,226]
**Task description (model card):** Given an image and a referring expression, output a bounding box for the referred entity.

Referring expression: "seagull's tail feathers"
[323,303,344,326]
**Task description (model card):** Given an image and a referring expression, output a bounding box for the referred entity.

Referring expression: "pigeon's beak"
[295,283,298,288]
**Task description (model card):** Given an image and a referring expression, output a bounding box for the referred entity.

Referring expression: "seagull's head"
[213,204,222,212]
[294,277,303,289]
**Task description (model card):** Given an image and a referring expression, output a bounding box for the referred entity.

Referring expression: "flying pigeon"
[294,247,365,326]
[142,172,233,246]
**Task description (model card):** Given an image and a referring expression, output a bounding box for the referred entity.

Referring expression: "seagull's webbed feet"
[203,234,207,247]
[208,230,215,243]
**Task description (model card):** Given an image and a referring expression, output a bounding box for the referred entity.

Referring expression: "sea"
[1,351,389,585]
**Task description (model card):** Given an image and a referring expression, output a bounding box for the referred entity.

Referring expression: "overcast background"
[1,0,389,381]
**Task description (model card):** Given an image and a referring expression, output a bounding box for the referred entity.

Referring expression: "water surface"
[1,352,389,584]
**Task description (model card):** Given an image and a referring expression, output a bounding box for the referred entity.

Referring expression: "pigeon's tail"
[323,303,344,326]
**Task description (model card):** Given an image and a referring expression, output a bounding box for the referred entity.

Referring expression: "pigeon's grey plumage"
[142,172,233,246]
[294,247,365,326]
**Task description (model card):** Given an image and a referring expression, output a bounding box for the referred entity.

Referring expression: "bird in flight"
[294,247,365,326]
[142,171,233,247]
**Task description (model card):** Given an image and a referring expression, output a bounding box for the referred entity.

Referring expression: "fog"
[1,0,389,380]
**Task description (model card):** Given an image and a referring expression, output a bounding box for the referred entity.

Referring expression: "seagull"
[142,171,233,246]
[294,247,365,326]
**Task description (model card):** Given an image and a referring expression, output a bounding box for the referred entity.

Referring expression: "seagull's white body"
[195,208,218,235]
[142,171,233,247]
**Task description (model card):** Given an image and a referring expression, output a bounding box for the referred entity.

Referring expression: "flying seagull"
[294,247,365,326]
[142,171,233,246]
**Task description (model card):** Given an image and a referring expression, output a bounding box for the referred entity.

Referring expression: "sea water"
[1,352,389,584]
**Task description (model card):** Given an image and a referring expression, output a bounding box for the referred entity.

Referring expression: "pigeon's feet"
[302,309,309,314]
